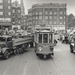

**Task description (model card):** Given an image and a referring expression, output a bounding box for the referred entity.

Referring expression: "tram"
[34,27,54,59]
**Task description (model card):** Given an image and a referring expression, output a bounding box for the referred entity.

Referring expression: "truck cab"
[0,35,13,59]
[0,35,13,48]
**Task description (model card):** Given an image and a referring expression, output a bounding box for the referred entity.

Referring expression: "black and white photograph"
[0,0,75,75]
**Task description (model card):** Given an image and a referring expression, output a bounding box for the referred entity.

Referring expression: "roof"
[35,30,53,33]
[0,35,12,38]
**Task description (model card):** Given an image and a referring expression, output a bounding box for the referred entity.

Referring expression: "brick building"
[0,0,12,30]
[28,3,67,33]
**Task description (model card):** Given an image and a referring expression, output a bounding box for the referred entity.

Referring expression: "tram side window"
[49,34,52,43]
[39,34,42,43]
[43,34,48,43]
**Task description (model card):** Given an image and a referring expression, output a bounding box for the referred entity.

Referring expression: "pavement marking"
[3,57,15,75]
[23,60,27,75]
[37,58,42,75]
[23,54,29,75]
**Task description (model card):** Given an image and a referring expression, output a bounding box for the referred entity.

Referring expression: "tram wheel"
[14,49,17,55]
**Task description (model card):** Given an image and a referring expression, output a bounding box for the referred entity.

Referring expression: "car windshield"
[0,37,6,42]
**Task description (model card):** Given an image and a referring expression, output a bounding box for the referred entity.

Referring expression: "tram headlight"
[38,47,42,51]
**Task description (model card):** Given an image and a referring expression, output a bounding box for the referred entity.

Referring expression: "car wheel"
[4,50,9,59]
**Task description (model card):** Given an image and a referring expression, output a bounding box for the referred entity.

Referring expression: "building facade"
[20,0,26,29]
[0,0,12,30]
[12,0,21,29]
[28,3,67,33]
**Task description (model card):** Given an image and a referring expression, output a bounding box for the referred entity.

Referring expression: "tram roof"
[35,30,53,33]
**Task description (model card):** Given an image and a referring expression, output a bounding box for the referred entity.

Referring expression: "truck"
[0,35,34,59]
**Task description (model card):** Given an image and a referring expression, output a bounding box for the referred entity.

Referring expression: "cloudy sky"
[12,0,75,15]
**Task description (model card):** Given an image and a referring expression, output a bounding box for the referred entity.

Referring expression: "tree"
[67,14,74,28]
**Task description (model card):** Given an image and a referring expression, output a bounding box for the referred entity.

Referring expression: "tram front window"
[49,34,52,43]
[39,34,42,43]
[43,34,48,43]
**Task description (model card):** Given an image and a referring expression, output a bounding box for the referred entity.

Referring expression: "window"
[39,16,42,19]
[7,37,12,42]
[0,18,4,22]
[60,11,63,15]
[39,11,42,15]
[8,0,11,3]
[8,12,11,15]
[12,14,15,17]
[0,12,3,15]
[33,12,35,15]
[45,11,48,15]
[54,12,57,15]
[18,20,21,24]
[36,16,38,19]
[8,6,11,9]
[60,16,63,19]
[64,21,65,24]
[18,15,21,18]
[49,11,52,15]
[18,10,20,13]
[49,34,52,43]
[64,11,66,14]
[49,16,52,19]
[5,18,11,22]
[60,22,63,24]
[43,34,48,43]
[12,9,15,13]
[12,19,15,22]
[33,17,35,20]
[39,34,42,43]
[54,21,57,24]
[0,37,6,42]
[29,13,32,16]
[49,21,52,24]
[36,12,38,15]
[54,16,57,19]
[0,0,3,3]
[0,5,3,9]
[64,16,65,19]
[45,16,48,19]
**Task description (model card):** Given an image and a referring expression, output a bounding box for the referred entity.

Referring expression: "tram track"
[2,53,28,75]
[36,55,63,75]
[51,57,62,75]
[23,54,29,75]
[37,58,42,75]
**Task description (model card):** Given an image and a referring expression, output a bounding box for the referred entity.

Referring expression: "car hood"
[0,42,6,47]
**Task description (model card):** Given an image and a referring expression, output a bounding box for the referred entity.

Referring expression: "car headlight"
[38,47,42,51]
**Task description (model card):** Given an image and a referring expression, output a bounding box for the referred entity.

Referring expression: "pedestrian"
[62,35,65,43]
